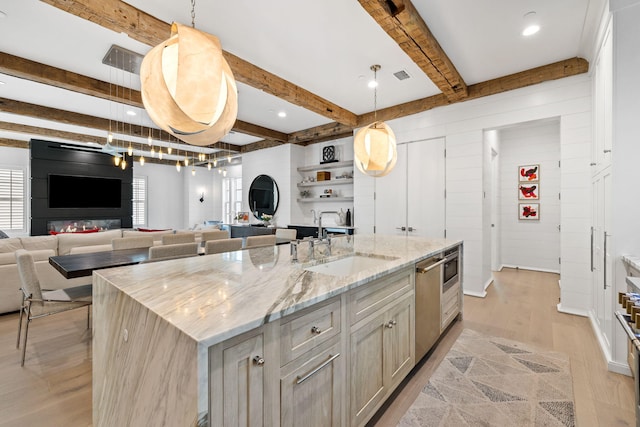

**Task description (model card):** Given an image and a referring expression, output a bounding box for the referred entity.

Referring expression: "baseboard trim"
[464,290,487,298]
[483,278,493,291]
[501,264,561,274]
[587,310,627,375]
[556,303,588,317]
[608,360,632,376]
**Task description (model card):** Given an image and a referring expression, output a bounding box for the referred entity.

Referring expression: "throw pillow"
[0,230,8,239]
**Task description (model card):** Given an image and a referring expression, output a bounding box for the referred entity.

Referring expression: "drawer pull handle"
[296,353,340,385]
[385,320,397,328]
[311,326,322,334]
[253,356,265,366]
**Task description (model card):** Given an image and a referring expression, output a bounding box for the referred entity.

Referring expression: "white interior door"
[374,144,408,235]
[407,138,445,238]
[592,169,612,350]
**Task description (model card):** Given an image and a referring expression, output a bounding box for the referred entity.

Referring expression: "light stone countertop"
[94,234,461,348]
[622,255,640,272]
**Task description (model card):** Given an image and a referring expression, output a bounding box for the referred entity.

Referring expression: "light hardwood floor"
[370,268,636,427]
[0,268,634,426]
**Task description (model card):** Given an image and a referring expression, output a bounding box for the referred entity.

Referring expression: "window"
[222,177,243,223]
[132,176,147,227]
[0,168,25,231]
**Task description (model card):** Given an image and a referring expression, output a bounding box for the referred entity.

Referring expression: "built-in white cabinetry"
[590,18,614,359]
[296,161,354,203]
[374,138,445,238]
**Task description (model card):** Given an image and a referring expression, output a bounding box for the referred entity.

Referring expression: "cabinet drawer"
[441,297,459,331]
[349,268,414,326]
[280,298,341,366]
[442,281,460,307]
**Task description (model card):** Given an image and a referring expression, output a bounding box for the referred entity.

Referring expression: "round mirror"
[249,175,279,219]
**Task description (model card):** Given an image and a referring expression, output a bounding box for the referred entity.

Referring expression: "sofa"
[0,228,187,314]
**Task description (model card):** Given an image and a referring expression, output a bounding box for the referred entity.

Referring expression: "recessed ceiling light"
[0,11,7,19]
[278,111,287,118]
[0,81,5,85]
[126,110,136,116]
[522,11,540,36]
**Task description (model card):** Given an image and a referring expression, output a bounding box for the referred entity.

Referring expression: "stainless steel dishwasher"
[415,254,445,362]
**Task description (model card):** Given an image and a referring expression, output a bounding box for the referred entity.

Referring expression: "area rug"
[398,329,575,427]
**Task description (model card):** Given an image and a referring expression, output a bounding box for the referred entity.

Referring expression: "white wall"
[241,144,294,227]
[133,162,185,229]
[355,74,592,305]
[498,120,561,273]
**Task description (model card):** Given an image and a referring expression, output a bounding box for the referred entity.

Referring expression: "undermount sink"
[304,254,395,277]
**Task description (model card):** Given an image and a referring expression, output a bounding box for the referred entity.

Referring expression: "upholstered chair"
[201,229,230,243]
[161,232,196,245]
[148,242,198,261]
[111,236,154,250]
[245,235,277,249]
[15,249,92,366]
[205,238,243,255]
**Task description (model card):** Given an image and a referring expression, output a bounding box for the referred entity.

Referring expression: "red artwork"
[519,203,539,220]
[520,165,538,181]
[519,184,538,199]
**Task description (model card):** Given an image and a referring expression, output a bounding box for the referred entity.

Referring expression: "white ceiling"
[0,0,606,157]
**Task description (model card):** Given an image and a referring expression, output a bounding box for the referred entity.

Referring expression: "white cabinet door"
[373,144,408,235]
[407,138,445,238]
[374,138,445,237]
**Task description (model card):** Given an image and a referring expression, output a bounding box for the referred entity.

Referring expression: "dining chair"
[162,232,196,245]
[15,249,92,366]
[275,228,297,240]
[205,238,243,255]
[148,242,198,261]
[201,229,230,243]
[112,236,154,250]
[245,234,277,248]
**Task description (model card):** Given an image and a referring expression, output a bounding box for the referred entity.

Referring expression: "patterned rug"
[398,329,576,427]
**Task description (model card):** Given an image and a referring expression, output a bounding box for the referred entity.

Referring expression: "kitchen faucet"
[318,211,339,239]
[310,209,317,224]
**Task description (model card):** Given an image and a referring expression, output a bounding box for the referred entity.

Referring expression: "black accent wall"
[30,139,133,236]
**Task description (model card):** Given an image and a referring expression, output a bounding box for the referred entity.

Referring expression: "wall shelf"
[297,197,354,203]
[297,160,353,173]
[297,178,353,187]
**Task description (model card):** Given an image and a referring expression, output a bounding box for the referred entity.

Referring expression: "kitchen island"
[92,234,462,427]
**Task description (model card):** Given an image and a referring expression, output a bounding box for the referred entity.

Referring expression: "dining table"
[49,247,150,279]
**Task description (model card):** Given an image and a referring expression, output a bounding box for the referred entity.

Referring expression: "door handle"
[396,226,406,231]
[603,231,609,289]
[296,353,340,385]
[416,258,445,273]
[407,226,416,232]
[590,226,594,272]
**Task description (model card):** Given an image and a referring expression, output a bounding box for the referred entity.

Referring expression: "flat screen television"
[49,174,122,208]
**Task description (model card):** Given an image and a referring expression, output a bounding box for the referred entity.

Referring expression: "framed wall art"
[518,164,539,182]
[519,203,539,220]
[518,183,539,200]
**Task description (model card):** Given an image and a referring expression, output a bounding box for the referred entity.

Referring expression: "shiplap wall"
[498,120,561,273]
[355,74,591,309]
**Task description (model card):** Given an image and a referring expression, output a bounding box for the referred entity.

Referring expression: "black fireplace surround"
[30,139,133,236]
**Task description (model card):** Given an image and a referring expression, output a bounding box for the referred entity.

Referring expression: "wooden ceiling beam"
[40,0,359,127]
[0,52,286,143]
[0,98,242,152]
[287,122,355,145]
[0,138,29,149]
[358,0,468,100]
[357,57,589,126]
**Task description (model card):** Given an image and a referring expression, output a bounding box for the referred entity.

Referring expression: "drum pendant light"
[140,0,237,147]
[354,65,397,178]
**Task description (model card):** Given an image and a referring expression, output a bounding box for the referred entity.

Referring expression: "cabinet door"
[210,331,268,427]
[280,339,342,427]
[407,138,446,238]
[349,311,386,427]
[384,295,414,389]
[373,144,408,235]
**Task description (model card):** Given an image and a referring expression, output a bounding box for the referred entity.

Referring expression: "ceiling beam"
[0,98,242,152]
[287,122,355,145]
[39,0,359,127]
[0,137,29,149]
[0,52,287,143]
[357,57,589,126]
[358,0,468,100]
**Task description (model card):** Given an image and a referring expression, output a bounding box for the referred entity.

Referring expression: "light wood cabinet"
[209,325,279,427]
[349,292,415,427]
[280,337,343,427]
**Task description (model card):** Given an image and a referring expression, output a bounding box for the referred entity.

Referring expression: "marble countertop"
[94,234,460,348]
[622,255,640,272]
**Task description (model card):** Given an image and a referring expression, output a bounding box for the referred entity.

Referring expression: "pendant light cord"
[191,0,196,28]
[373,67,378,123]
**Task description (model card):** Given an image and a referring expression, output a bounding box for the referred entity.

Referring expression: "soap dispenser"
[346,209,352,227]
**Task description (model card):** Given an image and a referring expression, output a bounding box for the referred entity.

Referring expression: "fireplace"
[47,219,122,234]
